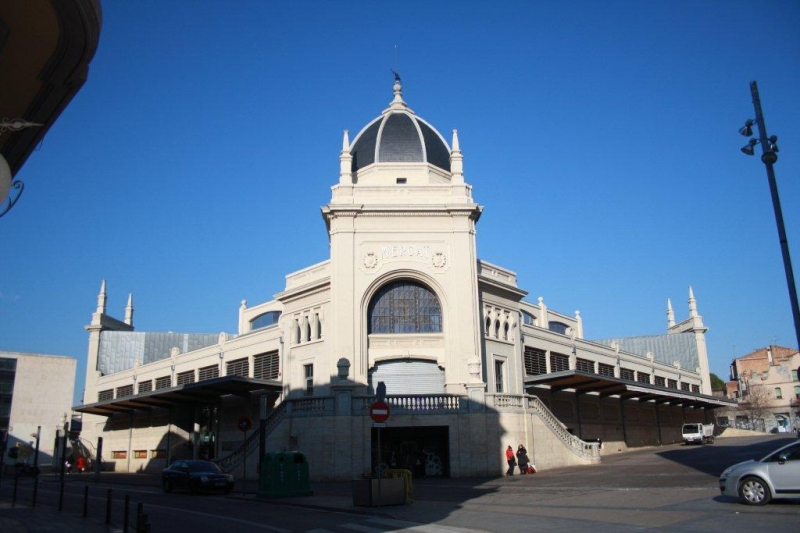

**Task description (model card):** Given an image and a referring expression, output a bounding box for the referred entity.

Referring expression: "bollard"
[136,502,144,533]
[124,494,130,533]
[12,474,18,508]
[58,477,65,511]
[83,485,89,517]
[105,488,113,524]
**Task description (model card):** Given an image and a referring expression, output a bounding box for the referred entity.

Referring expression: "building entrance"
[198,405,218,460]
[371,425,449,477]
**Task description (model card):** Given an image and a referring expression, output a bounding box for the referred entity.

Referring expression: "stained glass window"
[368,280,442,334]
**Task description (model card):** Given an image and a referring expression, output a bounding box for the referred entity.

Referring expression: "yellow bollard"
[384,468,413,503]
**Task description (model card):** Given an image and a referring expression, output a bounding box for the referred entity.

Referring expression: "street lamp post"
[739,80,800,351]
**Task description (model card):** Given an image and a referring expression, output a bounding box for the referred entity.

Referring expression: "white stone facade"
[75,80,724,481]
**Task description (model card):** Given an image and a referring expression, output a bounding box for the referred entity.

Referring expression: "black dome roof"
[350,81,451,172]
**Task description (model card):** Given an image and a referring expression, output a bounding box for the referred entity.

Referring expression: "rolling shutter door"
[368,360,445,395]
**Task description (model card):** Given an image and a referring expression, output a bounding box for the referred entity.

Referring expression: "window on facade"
[495,360,505,393]
[620,368,634,381]
[775,387,783,399]
[254,351,279,380]
[151,449,167,459]
[598,363,614,377]
[134,450,147,459]
[681,382,690,391]
[654,376,666,387]
[576,358,594,374]
[637,372,650,384]
[793,370,798,381]
[691,384,700,393]
[503,322,510,341]
[177,371,195,386]
[138,380,152,394]
[667,379,678,389]
[155,376,171,390]
[198,365,219,382]
[368,280,442,334]
[523,347,546,375]
[98,389,113,402]
[522,312,535,326]
[116,385,133,398]
[315,313,322,339]
[112,451,127,459]
[548,322,569,335]
[304,364,313,396]
[226,357,249,377]
[550,352,569,373]
[795,385,800,399]
[250,311,281,332]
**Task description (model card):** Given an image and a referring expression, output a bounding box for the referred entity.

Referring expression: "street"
[1,434,799,532]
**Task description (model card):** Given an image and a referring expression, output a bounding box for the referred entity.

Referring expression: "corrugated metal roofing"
[591,332,700,371]
[98,331,222,375]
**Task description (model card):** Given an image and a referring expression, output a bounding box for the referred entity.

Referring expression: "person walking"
[505,445,516,476]
[516,444,530,474]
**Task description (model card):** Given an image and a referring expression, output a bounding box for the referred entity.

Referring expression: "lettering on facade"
[381,244,431,260]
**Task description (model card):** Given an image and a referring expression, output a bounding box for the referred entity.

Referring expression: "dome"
[350,80,451,173]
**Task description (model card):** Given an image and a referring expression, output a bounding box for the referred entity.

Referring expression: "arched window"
[250,311,281,332]
[548,321,569,335]
[368,280,442,334]
[522,311,535,326]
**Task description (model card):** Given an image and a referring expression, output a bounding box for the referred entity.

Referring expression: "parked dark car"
[162,460,234,494]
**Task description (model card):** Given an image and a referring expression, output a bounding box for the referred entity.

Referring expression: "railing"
[214,402,287,472]
[525,395,600,462]
[214,391,599,472]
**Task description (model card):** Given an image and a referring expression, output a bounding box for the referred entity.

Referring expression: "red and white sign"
[370,401,390,423]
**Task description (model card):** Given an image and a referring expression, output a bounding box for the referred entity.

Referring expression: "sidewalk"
[1,471,483,531]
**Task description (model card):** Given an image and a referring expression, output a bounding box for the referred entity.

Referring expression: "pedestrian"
[64,459,72,474]
[516,444,530,474]
[76,456,85,473]
[505,445,516,476]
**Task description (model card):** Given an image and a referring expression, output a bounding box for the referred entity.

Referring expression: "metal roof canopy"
[524,370,735,409]
[73,375,282,416]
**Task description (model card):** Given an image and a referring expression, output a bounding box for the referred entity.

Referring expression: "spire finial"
[667,298,675,328]
[450,129,464,183]
[124,293,134,326]
[688,286,698,317]
[389,70,407,109]
[96,279,107,314]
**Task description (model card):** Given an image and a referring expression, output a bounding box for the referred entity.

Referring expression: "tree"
[709,373,726,392]
[738,385,773,431]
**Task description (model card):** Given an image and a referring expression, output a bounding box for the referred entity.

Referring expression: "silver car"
[719,440,800,505]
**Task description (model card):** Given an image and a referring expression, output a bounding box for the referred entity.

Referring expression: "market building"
[74,79,732,481]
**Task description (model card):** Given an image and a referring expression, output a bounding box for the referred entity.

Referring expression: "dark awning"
[73,375,282,416]
[524,370,735,409]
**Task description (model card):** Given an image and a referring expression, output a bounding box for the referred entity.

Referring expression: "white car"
[719,440,800,505]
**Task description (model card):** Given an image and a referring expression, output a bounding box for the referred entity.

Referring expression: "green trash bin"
[257,451,313,498]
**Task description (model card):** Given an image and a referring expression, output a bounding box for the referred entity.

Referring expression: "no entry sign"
[370,401,390,423]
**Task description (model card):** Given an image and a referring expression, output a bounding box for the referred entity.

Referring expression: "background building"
[0,351,77,471]
[721,345,800,432]
[74,80,731,481]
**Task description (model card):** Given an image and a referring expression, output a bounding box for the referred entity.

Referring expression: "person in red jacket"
[505,445,516,476]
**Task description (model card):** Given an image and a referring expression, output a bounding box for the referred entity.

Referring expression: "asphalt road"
[1,434,799,532]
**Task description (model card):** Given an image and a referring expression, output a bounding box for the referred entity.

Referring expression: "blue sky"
[2,1,799,406]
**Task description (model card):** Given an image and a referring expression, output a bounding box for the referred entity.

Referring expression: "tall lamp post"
[739,80,800,351]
